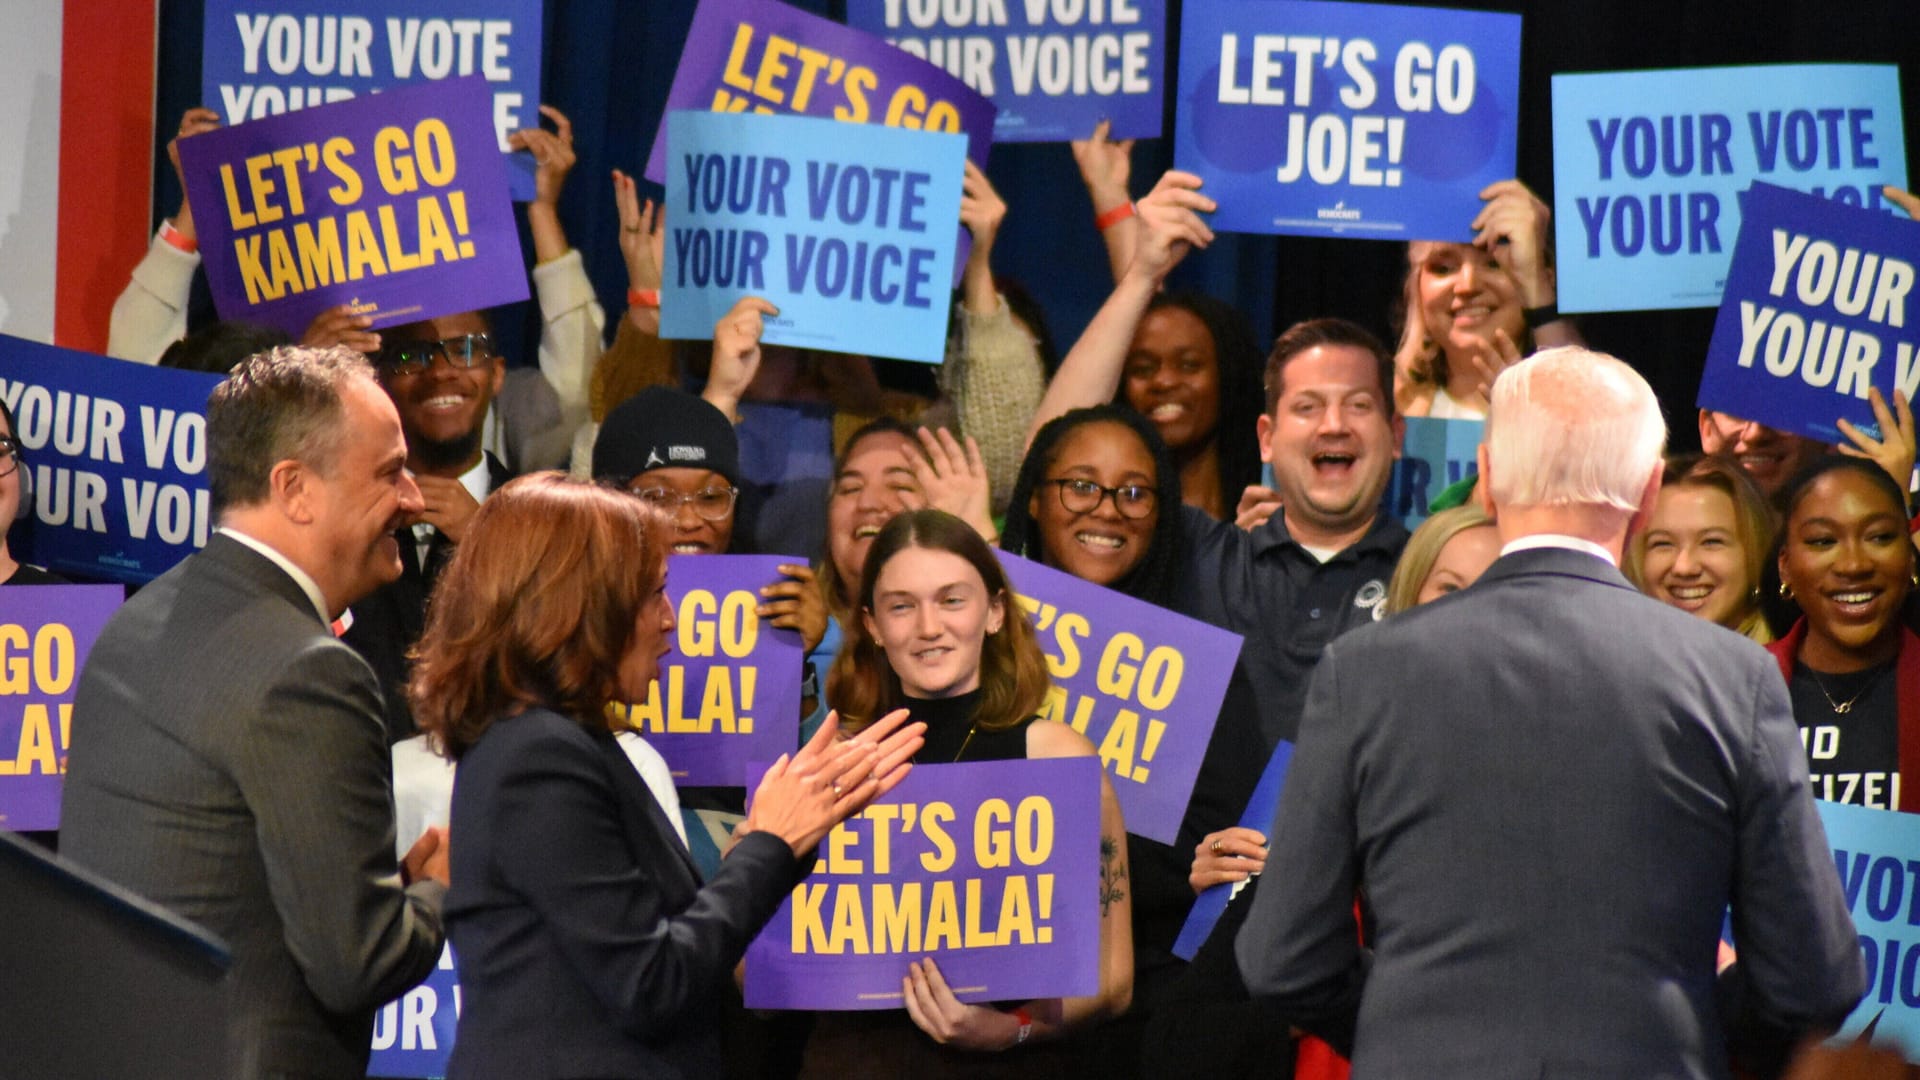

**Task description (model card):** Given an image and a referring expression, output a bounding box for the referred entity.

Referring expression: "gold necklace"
[952,723,979,762]
[1809,668,1883,715]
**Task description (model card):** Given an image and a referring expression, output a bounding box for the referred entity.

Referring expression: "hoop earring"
[1778,581,1793,601]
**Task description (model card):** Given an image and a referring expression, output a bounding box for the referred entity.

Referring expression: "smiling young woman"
[1768,456,1920,812]
[1627,454,1777,644]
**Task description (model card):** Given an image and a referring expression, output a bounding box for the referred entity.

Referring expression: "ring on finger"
[1209,838,1224,855]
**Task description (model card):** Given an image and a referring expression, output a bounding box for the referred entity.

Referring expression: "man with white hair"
[1234,347,1864,1078]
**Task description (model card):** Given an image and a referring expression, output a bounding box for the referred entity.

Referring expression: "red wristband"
[1010,1005,1032,1046]
[628,287,661,309]
[159,220,198,254]
[1094,202,1136,231]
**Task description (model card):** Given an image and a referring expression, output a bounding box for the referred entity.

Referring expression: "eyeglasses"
[379,333,497,377]
[630,484,738,522]
[0,436,17,479]
[1044,478,1156,519]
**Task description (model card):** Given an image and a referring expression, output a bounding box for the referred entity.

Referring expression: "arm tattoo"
[1099,837,1127,916]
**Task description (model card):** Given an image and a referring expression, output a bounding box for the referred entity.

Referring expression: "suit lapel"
[591,732,704,887]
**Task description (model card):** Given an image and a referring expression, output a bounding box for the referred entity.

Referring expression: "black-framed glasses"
[1044,478,1156,519]
[629,484,738,522]
[379,333,497,377]
[0,435,17,479]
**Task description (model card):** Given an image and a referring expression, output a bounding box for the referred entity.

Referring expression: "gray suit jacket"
[61,534,445,1079]
[1235,546,1864,1079]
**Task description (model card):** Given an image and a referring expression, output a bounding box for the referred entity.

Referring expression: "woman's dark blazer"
[445,708,807,1078]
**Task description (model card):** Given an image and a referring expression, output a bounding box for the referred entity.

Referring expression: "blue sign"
[1173,0,1520,240]
[0,336,223,584]
[1696,182,1920,447]
[1382,417,1482,527]
[1815,800,1920,1058]
[847,0,1165,142]
[201,0,544,201]
[659,111,966,365]
[367,943,458,1078]
[1552,64,1907,314]
[1172,739,1292,960]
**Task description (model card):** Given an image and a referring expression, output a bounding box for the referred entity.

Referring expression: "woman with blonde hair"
[1382,504,1502,616]
[1627,454,1778,644]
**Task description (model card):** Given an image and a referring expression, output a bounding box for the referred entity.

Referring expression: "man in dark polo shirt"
[1179,318,1408,748]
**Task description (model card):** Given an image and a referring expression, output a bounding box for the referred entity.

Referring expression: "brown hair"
[410,472,668,759]
[206,345,373,512]
[1263,317,1396,418]
[1626,453,1778,642]
[828,509,1050,734]
[817,417,922,624]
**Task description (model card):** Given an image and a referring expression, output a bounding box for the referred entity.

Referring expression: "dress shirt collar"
[1499,533,1619,568]
[216,526,330,623]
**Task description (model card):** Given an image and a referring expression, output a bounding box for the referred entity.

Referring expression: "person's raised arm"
[704,296,779,423]
[1026,170,1215,448]
[1476,179,1582,352]
[1071,119,1140,286]
[614,169,666,338]
[512,105,600,465]
[108,107,220,363]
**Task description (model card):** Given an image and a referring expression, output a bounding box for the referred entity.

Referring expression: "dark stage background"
[150,0,1920,450]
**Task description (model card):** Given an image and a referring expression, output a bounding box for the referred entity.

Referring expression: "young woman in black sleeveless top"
[803,509,1133,1075]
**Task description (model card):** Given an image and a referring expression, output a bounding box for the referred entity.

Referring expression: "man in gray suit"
[62,345,449,1078]
[1236,347,1864,1078]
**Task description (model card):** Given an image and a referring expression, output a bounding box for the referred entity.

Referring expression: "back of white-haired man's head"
[1477,347,1668,552]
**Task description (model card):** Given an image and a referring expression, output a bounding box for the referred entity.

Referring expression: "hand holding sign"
[1472,179,1556,309]
[903,957,1024,1050]
[758,563,829,654]
[1072,119,1137,219]
[299,304,382,353]
[1126,170,1215,288]
[706,296,779,421]
[1189,825,1268,893]
[168,107,223,242]
[1835,387,1917,494]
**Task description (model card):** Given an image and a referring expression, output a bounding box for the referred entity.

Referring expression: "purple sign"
[999,553,1239,844]
[0,585,123,831]
[644,0,995,184]
[606,555,805,786]
[745,757,1102,1010]
[177,76,528,336]
[1698,182,1920,445]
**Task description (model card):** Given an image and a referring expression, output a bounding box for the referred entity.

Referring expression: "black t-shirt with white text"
[1792,659,1900,808]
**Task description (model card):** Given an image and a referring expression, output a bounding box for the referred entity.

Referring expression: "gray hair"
[206,345,376,512]
[1485,346,1666,512]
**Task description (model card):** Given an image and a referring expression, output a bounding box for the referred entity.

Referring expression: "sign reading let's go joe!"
[846,0,1166,142]
[745,757,1102,1010]
[603,555,806,787]
[660,111,966,366]
[1173,0,1521,241]
[177,76,529,337]
[1552,64,1907,314]
[201,0,544,201]
[998,553,1240,845]
[0,586,123,832]
[1696,182,1920,447]
[0,337,224,584]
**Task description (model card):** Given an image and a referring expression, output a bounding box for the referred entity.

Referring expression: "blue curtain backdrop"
[152,0,1917,447]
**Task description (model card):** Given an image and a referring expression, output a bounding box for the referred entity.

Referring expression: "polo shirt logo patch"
[1355,579,1387,622]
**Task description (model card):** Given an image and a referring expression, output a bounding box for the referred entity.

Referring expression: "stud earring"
[1778,580,1794,601]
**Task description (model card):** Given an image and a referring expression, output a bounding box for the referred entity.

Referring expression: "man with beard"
[343,312,515,742]
[1179,317,1409,748]
[61,347,449,1079]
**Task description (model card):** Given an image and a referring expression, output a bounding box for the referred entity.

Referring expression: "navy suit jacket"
[1235,546,1864,1079]
[445,709,807,1079]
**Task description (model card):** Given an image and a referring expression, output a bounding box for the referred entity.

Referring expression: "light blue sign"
[660,110,966,365]
[1552,64,1907,314]
[1381,416,1482,527]
[201,0,543,201]
[1173,0,1520,240]
[1816,800,1920,1058]
[1697,182,1920,446]
[847,0,1166,142]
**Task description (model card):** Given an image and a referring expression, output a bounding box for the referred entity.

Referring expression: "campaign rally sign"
[1815,799,1920,1057]
[745,757,1102,1009]
[202,0,544,201]
[1381,416,1482,527]
[1696,182,1920,446]
[0,337,223,584]
[998,553,1237,844]
[1172,739,1292,960]
[1173,0,1520,240]
[605,555,806,786]
[847,0,1165,142]
[367,943,458,1078]
[644,0,994,183]
[659,111,965,365]
[1552,64,1907,313]
[0,585,121,832]
[177,76,528,336]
